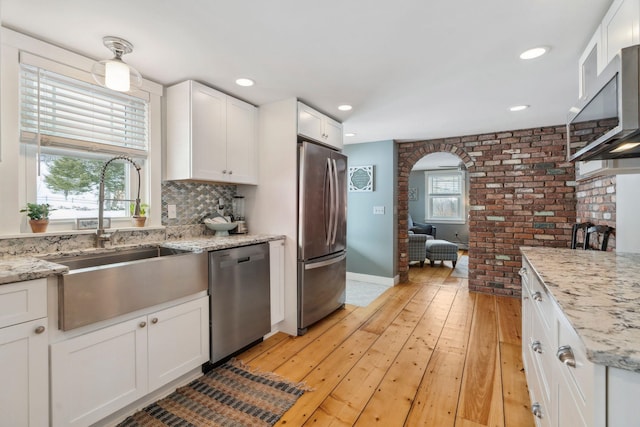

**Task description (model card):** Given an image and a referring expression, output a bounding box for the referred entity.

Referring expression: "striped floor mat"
[118,359,311,426]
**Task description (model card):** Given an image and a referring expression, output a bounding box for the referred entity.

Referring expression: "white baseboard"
[346,272,398,287]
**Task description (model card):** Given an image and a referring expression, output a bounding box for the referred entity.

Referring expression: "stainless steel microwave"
[567,44,640,161]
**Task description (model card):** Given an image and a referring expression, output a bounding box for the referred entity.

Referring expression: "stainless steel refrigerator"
[297,140,347,335]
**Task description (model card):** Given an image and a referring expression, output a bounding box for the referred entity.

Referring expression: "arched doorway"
[397,143,474,283]
[410,152,469,248]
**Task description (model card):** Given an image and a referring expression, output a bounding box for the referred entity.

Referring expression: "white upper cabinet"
[578,0,640,98]
[166,80,258,184]
[602,0,640,66]
[297,102,343,150]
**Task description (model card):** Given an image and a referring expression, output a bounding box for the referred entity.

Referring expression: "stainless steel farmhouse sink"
[45,247,208,331]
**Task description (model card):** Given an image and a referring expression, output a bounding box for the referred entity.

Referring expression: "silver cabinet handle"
[531,291,542,302]
[228,170,232,175]
[35,325,46,334]
[139,321,147,328]
[531,340,542,354]
[532,402,542,418]
[151,317,158,324]
[222,170,227,174]
[518,267,527,277]
[556,345,576,367]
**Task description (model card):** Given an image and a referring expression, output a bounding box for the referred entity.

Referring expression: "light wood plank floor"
[237,256,533,427]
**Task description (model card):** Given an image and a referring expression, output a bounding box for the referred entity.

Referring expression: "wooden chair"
[570,222,592,249]
[585,225,614,251]
[571,222,614,251]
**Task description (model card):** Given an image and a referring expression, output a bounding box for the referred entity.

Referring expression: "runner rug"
[118,358,311,427]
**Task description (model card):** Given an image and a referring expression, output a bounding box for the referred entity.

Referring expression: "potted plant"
[20,203,55,233]
[130,203,149,227]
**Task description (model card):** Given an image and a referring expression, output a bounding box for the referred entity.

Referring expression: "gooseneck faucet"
[96,155,142,248]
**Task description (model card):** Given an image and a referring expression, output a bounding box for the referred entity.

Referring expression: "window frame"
[0,27,163,235]
[424,169,467,224]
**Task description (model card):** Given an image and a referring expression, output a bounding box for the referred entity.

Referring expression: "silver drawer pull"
[532,402,543,418]
[531,340,542,354]
[139,321,147,328]
[34,325,46,334]
[531,291,542,302]
[151,317,159,324]
[518,267,527,277]
[556,345,576,368]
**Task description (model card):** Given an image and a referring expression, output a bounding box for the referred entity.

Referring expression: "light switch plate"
[373,206,385,215]
[168,204,177,219]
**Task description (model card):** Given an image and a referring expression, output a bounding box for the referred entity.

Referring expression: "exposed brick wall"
[576,175,616,250]
[397,124,578,297]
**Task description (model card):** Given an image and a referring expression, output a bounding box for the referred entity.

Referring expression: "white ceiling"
[1,0,612,144]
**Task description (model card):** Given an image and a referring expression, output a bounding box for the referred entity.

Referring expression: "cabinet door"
[602,0,640,65]
[0,278,47,329]
[578,27,601,99]
[191,82,227,181]
[148,296,209,391]
[51,316,148,427]
[324,116,344,150]
[0,319,48,427]
[269,239,285,326]
[298,102,324,142]
[226,97,258,184]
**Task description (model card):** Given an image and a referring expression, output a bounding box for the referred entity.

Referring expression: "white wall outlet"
[373,206,385,215]
[168,204,177,219]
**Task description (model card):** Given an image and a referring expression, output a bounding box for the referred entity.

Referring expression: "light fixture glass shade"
[91,36,142,92]
[106,59,131,91]
[92,59,142,92]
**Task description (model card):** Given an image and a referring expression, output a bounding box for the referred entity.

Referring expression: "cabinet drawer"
[556,309,597,405]
[0,279,47,328]
[529,310,554,405]
[527,270,554,335]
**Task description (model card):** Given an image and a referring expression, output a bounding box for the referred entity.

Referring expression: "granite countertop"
[0,234,285,286]
[521,246,640,372]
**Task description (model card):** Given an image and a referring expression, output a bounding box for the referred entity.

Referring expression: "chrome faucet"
[96,155,142,248]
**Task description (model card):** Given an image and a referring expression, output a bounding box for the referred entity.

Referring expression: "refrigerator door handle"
[331,158,339,245]
[326,158,335,246]
[304,252,347,270]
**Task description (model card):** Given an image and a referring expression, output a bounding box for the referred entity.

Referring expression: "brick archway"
[397,142,474,283]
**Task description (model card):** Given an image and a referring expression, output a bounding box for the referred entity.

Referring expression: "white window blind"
[429,173,462,194]
[19,63,148,157]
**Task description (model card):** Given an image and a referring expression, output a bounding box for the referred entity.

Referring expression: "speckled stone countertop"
[0,234,285,286]
[161,234,285,252]
[521,246,640,372]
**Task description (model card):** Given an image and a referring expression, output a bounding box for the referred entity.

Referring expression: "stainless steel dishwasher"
[209,243,271,364]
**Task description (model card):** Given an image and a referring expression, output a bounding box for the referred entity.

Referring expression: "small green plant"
[20,203,55,220]
[130,203,149,217]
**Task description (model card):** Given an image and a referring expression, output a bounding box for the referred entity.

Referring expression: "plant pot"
[29,219,49,233]
[132,216,147,227]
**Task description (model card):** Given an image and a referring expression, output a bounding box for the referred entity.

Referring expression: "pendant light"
[91,36,142,92]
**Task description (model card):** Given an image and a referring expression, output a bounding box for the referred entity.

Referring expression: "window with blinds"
[19,63,148,157]
[18,62,149,223]
[425,170,466,222]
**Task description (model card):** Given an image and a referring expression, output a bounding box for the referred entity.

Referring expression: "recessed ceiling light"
[338,104,352,111]
[344,132,356,137]
[235,78,255,87]
[509,105,529,112]
[520,47,548,60]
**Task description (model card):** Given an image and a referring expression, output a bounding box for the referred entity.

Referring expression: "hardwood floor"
[237,257,533,427]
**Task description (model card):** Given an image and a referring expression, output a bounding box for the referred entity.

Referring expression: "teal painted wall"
[343,140,397,279]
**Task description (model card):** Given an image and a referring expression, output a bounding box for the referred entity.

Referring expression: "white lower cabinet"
[0,318,49,427]
[269,239,285,326]
[0,279,48,427]
[521,257,607,427]
[51,296,209,427]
